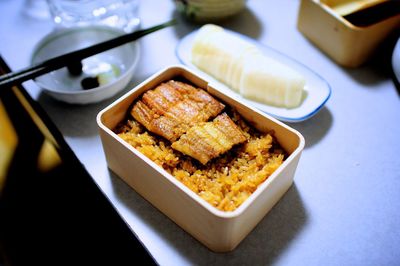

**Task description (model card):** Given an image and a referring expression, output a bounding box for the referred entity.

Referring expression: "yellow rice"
[115,111,285,212]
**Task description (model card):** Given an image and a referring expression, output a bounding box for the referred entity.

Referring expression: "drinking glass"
[46,0,140,32]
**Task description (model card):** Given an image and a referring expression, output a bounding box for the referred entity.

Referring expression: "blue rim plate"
[176,28,331,122]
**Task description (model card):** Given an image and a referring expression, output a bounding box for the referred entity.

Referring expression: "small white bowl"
[31,25,140,104]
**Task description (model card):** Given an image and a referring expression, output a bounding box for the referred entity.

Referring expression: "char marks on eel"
[171,113,247,165]
[130,80,225,142]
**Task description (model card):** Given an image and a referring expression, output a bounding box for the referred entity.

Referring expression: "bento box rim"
[96,64,305,219]
[314,0,400,30]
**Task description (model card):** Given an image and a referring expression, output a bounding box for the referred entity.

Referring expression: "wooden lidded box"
[297,0,400,67]
[96,65,305,252]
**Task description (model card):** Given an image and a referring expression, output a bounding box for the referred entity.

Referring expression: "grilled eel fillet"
[171,113,247,164]
[130,80,225,142]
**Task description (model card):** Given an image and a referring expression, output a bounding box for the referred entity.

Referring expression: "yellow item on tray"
[191,24,306,108]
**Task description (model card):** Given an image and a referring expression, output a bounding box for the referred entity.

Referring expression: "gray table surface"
[1,0,399,265]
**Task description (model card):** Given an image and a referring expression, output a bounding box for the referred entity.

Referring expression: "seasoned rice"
[115,110,286,212]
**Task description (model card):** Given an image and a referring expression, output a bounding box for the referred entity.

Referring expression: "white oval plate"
[176,28,331,122]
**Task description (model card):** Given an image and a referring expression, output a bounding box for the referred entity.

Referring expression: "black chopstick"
[0,20,176,89]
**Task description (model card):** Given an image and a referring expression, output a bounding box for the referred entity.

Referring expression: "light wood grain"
[96,65,305,252]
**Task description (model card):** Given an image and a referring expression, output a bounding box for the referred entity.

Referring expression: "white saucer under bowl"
[392,37,400,86]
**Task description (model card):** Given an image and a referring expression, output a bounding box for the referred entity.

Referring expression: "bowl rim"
[30,25,140,96]
[96,64,305,219]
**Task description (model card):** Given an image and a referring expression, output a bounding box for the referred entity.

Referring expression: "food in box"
[115,79,286,211]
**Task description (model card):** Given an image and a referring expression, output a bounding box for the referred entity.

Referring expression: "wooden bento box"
[96,65,305,252]
[297,0,400,67]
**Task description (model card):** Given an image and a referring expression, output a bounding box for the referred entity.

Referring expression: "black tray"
[0,56,155,265]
